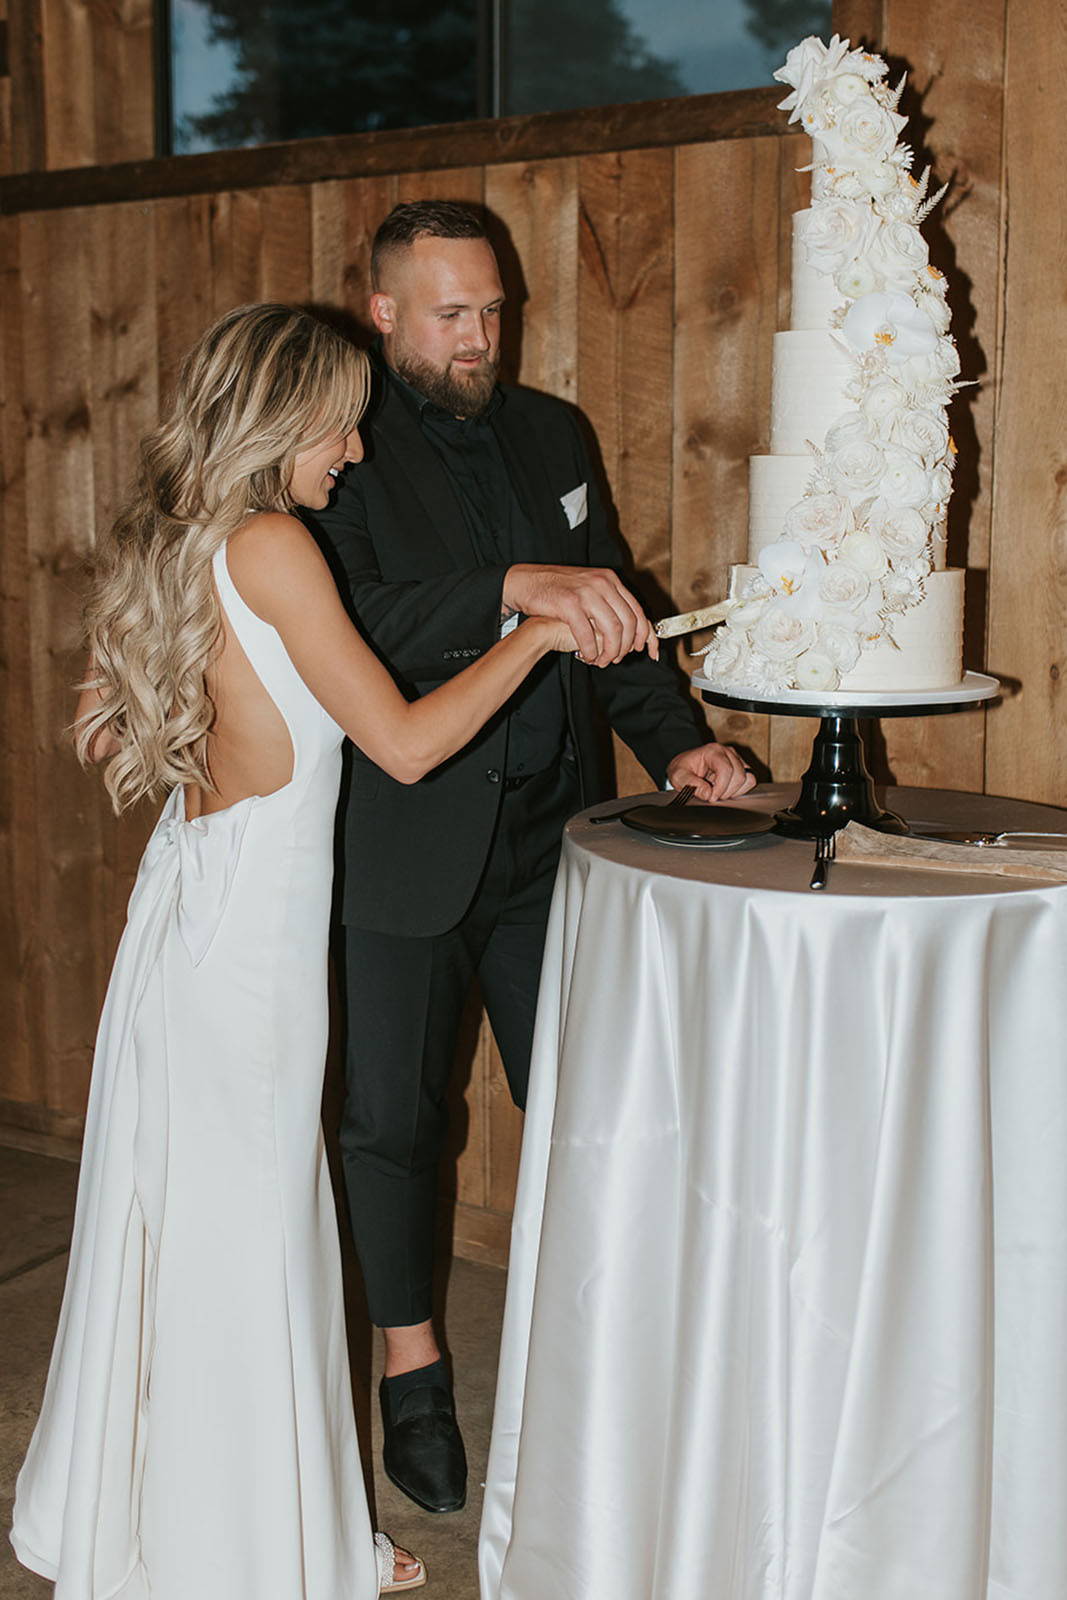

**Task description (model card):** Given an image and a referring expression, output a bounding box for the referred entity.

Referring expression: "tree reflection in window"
[177,0,480,150]
[168,0,833,155]
[741,0,833,57]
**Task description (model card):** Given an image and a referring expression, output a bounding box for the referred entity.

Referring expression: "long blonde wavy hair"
[76,303,370,813]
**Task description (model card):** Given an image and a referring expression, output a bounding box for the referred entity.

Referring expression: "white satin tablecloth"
[480,786,1067,1600]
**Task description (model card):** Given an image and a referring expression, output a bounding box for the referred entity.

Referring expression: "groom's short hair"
[371,201,488,288]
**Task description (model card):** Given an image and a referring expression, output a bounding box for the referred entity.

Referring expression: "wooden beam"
[0,85,786,216]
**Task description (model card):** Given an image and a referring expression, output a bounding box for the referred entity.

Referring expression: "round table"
[480,786,1067,1600]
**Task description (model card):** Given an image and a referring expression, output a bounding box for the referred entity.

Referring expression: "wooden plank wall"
[4,0,1065,1263]
[0,0,154,175]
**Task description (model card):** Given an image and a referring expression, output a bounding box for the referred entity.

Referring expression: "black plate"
[620,804,778,847]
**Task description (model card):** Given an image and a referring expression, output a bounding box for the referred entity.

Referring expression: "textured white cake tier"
[769,331,853,455]
[791,214,845,330]
[729,565,965,691]
[748,455,818,560]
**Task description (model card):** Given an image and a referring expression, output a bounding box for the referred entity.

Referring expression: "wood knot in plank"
[684,422,714,460]
[64,403,91,436]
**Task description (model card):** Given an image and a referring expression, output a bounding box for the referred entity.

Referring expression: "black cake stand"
[692,669,1000,840]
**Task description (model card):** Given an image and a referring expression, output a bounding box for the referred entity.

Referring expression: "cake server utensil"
[590,784,695,825]
[906,824,1067,848]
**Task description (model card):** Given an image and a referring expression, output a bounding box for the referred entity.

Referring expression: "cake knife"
[655,603,730,639]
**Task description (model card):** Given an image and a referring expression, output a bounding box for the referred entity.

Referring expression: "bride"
[9,303,656,1599]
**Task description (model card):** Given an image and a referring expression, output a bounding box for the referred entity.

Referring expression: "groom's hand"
[667,744,756,802]
[502,564,657,667]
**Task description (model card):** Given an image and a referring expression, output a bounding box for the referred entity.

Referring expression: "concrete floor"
[0,1144,505,1600]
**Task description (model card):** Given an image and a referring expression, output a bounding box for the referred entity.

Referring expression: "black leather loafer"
[379,1377,468,1514]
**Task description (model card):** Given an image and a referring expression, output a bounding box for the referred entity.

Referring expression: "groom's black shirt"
[391,369,565,779]
[304,352,706,935]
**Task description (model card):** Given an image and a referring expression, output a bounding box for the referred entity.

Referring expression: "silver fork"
[809,831,836,891]
[589,783,696,825]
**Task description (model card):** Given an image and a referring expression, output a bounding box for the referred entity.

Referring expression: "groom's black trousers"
[339,762,580,1328]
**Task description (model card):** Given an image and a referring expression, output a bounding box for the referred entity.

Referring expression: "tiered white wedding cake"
[697,35,966,696]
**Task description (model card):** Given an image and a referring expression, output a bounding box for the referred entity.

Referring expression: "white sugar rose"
[830,71,870,106]
[869,501,929,558]
[798,200,877,274]
[877,188,921,223]
[900,339,959,389]
[842,290,939,361]
[840,529,889,577]
[817,619,863,672]
[861,377,908,434]
[896,351,942,386]
[933,460,954,498]
[824,411,872,453]
[914,285,951,333]
[697,628,746,678]
[835,259,883,299]
[880,446,934,508]
[829,439,885,496]
[757,539,809,594]
[894,409,949,462]
[753,605,818,662]
[783,491,852,549]
[819,100,904,168]
[725,594,770,631]
[868,219,929,288]
[860,161,901,199]
[935,338,961,377]
[819,562,871,609]
[794,651,841,690]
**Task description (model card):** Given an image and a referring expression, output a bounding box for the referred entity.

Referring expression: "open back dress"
[11,542,378,1600]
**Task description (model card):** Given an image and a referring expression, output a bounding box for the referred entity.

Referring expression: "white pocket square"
[560,483,588,529]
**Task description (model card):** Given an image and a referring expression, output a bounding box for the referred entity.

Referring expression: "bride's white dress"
[11,543,378,1600]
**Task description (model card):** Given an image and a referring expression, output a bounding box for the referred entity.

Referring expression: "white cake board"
[691,669,999,716]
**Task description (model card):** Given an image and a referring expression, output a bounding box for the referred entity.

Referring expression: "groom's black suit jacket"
[306,368,706,937]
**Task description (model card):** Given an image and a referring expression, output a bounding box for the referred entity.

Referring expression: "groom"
[306,200,754,1514]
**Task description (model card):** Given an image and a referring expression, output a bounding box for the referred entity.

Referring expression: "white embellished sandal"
[375,1531,427,1593]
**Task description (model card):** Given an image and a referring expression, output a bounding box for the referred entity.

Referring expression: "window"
[162,0,832,157]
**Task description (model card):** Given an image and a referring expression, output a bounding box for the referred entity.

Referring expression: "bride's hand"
[532,617,659,664]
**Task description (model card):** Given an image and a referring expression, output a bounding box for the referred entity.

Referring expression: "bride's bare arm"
[227,514,578,785]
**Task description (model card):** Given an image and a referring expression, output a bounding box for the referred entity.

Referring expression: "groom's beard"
[391,338,500,419]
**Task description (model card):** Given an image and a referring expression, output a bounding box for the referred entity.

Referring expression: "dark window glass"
[163,0,833,157]
[500,0,833,116]
[168,0,484,155]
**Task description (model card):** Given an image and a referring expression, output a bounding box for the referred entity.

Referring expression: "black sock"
[382,1356,450,1403]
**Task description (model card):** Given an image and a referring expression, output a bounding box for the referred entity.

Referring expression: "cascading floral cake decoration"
[695,34,963,694]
